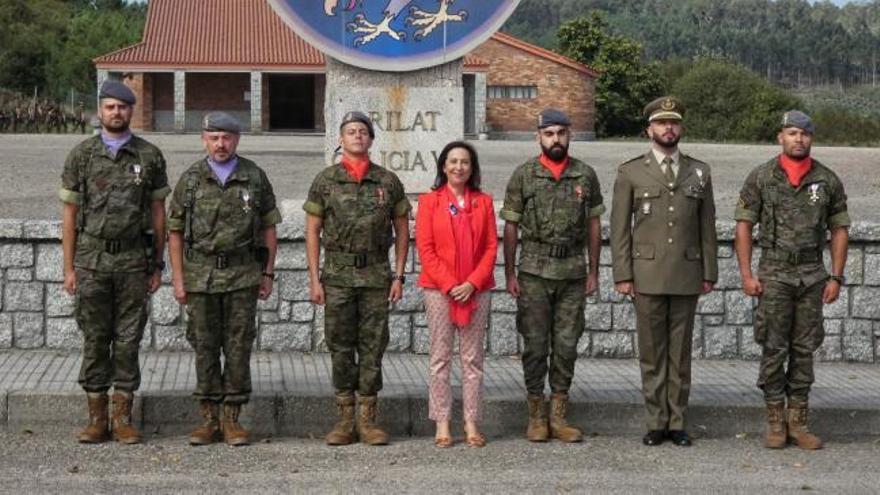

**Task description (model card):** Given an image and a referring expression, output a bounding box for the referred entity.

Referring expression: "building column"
[173,70,186,133]
[96,69,109,106]
[474,72,488,137]
[250,71,263,133]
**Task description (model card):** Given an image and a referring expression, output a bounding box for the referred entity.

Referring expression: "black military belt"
[326,250,385,269]
[763,248,821,265]
[79,232,143,255]
[187,248,255,269]
[522,240,582,259]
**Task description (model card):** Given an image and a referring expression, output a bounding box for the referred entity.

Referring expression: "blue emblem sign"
[268,0,520,72]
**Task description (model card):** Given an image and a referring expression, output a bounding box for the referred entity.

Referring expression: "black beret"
[98,80,136,105]
[781,110,815,134]
[340,111,375,139]
[202,112,241,134]
[537,108,571,129]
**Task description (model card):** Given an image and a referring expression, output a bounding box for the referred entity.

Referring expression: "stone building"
[93,0,599,139]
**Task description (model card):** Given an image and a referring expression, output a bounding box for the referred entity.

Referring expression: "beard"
[100,117,130,134]
[652,132,680,149]
[541,142,568,161]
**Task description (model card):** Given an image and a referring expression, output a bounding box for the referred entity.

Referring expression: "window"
[488,85,538,100]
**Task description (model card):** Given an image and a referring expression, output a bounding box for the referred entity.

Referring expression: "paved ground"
[0,350,878,493]
[1,351,878,437]
[1,134,878,222]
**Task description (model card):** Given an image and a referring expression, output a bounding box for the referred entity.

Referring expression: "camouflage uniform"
[735,157,850,403]
[303,163,410,396]
[167,157,282,404]
[500,157,605,395]
[59,135,170,393]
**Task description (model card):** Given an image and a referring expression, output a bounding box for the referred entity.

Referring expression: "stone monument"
[268,0,520,193]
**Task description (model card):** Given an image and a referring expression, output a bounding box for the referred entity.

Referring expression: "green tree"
[671,58,801,142]
[557,11,664,137]
[0,0,70,95]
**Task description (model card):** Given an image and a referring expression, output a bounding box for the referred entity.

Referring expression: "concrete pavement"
[1,351,878,439]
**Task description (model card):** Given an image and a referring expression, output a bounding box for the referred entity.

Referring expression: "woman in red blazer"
[416,141,497,448]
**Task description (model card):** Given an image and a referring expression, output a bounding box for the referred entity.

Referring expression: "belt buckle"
[550,245,568,259]
[216,254,229,269]
[354,253,368,269]
[105,240,121,255]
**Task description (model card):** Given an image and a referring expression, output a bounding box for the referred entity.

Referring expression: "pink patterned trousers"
[423,289,491,422]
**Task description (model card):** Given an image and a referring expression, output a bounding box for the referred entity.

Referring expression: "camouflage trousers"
[754,279,825,403]
[324,284,390,396]
[185,286,259,404]
[75,268,149,393]
[517,272,586,395]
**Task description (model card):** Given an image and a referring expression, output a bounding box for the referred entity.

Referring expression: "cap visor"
[649,111,682,122]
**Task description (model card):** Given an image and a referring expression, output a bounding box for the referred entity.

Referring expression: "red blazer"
[416,188,498,293]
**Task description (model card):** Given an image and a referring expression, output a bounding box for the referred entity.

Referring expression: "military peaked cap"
[644,96,684,122]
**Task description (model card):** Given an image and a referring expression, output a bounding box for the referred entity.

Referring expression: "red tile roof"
[94,0,588,77]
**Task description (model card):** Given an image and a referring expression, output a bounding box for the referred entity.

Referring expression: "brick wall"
[471,38,596,134]
[185,73,250,111]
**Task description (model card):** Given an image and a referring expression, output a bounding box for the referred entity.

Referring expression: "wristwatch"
[391,274,406,284]
[829,274,846,285]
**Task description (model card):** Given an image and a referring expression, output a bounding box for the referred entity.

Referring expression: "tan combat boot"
[220,403,250,446]
[325,394,357,446]
[786,399,823,450]
[549,393,583,443]
[526,394,549,442]
[357,396,389,445]
[110,391,143,444]
[188,400,221,446]
[763,401,787,449]
[77,393,110,443]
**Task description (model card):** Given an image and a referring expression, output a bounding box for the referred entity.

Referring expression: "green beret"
[644,96,684,122]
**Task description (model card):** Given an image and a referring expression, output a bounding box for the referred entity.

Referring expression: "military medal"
[241,190,251,212]
[809,183,821,204]
[377,187,386,206]
[131,164,142,185]
[642,201,652,215]
[695,168,704,187]
[575,184,584,202]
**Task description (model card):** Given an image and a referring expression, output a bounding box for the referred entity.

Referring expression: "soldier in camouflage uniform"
[167,112,281,446]
[501,109,604,443]
[304,111,410,446]
[610,97,718,448]
[60,81,170,445]
[734,111,849,450]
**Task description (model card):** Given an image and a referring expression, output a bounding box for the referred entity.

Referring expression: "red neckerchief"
[538,153,570,181]
[442,185,478,327]
[779,154,813,187]
[341,155,370,182]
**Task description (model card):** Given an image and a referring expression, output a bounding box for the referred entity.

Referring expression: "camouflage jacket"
[59,135,170,272]
[303,163,411,288]
[734,157,850,286]
[167,156,282,293]
[500,156,605,280]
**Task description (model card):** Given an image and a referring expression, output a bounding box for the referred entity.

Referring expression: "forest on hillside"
[504,0,880,88]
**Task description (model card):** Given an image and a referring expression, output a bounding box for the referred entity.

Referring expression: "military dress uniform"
[735,154,849,448]
[60,81,170,444]
[167,114,282,445]
[610,99,718,440]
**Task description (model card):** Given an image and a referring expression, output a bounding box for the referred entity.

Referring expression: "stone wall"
[0,205,877,363]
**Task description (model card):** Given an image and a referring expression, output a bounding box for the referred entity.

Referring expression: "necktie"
[662,157,676,185]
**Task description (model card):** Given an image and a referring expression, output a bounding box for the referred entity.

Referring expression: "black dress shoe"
[667,430,692,447]
[642,430,666,446]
